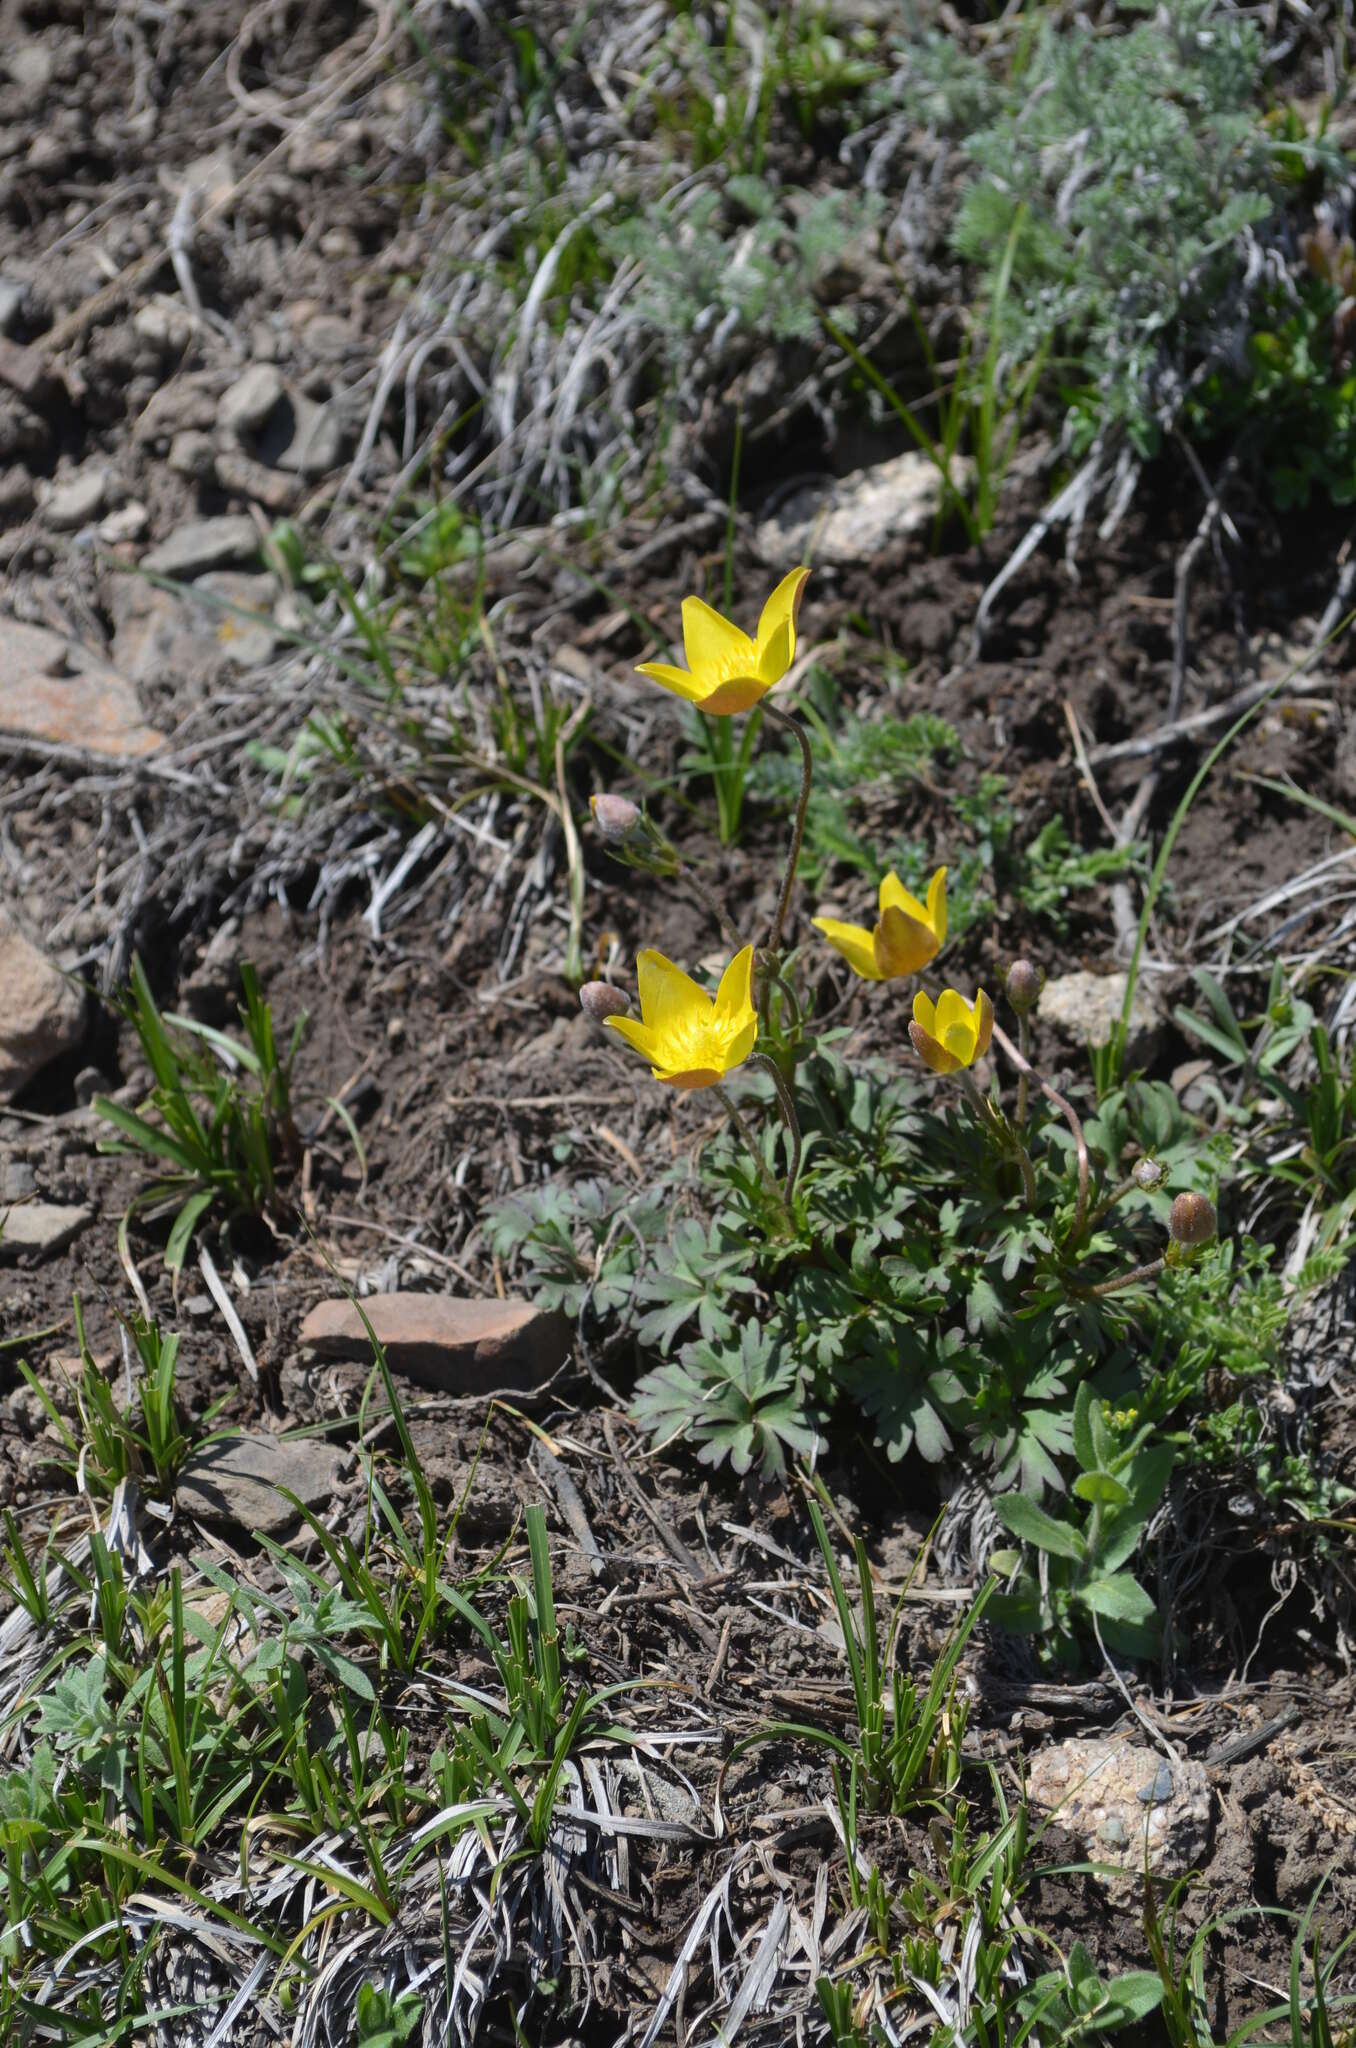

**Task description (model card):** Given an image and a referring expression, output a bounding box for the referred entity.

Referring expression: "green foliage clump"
[601,177,882,355]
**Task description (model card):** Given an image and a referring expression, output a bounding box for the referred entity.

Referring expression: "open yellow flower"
[636,567,810,716]
[909,987,994,1074]
[604,945,757,1090]
[813,867,946,981]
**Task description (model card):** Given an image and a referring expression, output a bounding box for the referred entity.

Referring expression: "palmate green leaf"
[632,1221,756,1351]
[634,1326,819,1479]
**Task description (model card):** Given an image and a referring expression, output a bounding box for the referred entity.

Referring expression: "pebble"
[213,447,295,513]
[42,465,108,531]
[176,1433,348,1541]
[167,430,217,480]
[0,1201,93,1259]
[98,500,149,544]
[298,1293,571,1394]
[218,362,285,438]
[1039,970,1162,1060]
[0,910,87,1101]
[0,615,166,759]
[1026,1738,1212,1891]
[142,514,259,579]
[754,450,976,566]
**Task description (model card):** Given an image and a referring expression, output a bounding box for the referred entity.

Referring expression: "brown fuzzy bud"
[589,793,642,843]
[1133,1157,1164,1190]
[579,981,630,1023]
[1005,959,1044,1014]
[1168,1191,1216,1247]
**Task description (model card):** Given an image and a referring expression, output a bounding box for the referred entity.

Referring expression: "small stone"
[98,500,149,544]
[1,1160,36,1201]
[1026,1738,1212,1892]
[303,312,357,359]
[0,466,34,520]
[218,362,285,438]
[270,391,344,479]
[0,615,166,757]
[754,450,976,567]
[176,1433,348,1540]
[132,300,195,354]
[42,465,108,531]
[0,910,87,1100]
[213,447,295,513]
[1039,970,1162,1060]
[4,42,54,94]
[298,1294,571,1394]
[167,430,216,480]
[0,1200,93,1259]
[142,514,259,579]
[195,572,278,668]
[0,277,27,335]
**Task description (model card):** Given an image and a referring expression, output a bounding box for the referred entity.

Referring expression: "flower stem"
[1080,1256,1165,1299]
[714,1084,788,1216]
[762,701,812,957]
[1016,1014,1031,1131]
[990,1020,1090,1244]
[751,1053,804,1204]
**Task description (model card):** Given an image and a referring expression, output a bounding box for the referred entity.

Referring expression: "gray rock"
[754,450,976,567]
[142,515,259,579]
[1039,970,1162,1061]
[4,42,54,95]
[42,466,108,531]
[0,277,27,335]
[213,448,296,513]
[268,389,345,478]
[0,615,166,758]
[218,363,285,438]
[0,908,86,1099]
[98,501,149,544]
[176,1433,348,1540]
[195,572,279,668]
[0,1201,93,1259]
[1026,1738,1213,1892]
[167,430,216,480]
[298,1293,571,1394]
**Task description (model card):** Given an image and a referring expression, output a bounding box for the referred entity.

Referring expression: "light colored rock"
[0,910,87,1100]
[1026,1738,1212,1889]
[302,312,358,360]
[213,447,295,512]
[0,1201,93,1258]
[0,616,166,758]
[0,277,27,335]
[99,501,149,544]
[132,299,195,354]
[4,42,54,95]
[1039,970,1161,1057]
[754,450,976,567]
[142,515,258,578]
[195,572,278,668]
[269,390,344,478]
[298,1294,571,1394]
[167,429,216,480]
[41,466,108,531]
[176,1433,348,1540]
[218,362,285,438]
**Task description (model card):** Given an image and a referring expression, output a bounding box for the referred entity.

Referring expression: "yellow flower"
[813,867,947,981]
[604,945,757,1090]
[909,987,994,1074]
[636,567,810,716]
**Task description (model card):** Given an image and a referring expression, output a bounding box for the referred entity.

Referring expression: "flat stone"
[142,514,259,579]
[0,1201,93,1259]
[298,1294,570,1394]
[1040,970,1162,1059]
[176,1433,348,1540]
[268,389,345,478]
[1026,1738,1212,1892]
[0,909,87,1100]
[42,465,108,531]
[99,500,149,544]
[167,429,216,479]
[213,447,296,513]
[0,616,166,757]
[754,450,976,566]
[4,41,54,95]
[195,572,278,667]
[218,362,285,438]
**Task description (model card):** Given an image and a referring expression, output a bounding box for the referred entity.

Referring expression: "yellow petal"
[636,949,709,1034]
[873,905,939,978]
[972,988,994,1059]
[909,1018,961,1074]
[698,673,770,716]
[652,1064,721,1091]
[941,1018,977,1063]
[756,566,810,657]
[604,1012,659,1060]
[933,988,971,1043]
[755,618,793,686]
[636,660,705,703]
[681,596,756,682]
[714,945,756,1029]
[926,866,948,946]
[879,870,931,926]
[912,989,938,1036]
[719,1011,758,1074]
[814,917,884,981]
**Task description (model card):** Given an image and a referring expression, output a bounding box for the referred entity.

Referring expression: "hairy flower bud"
[579,980,630,1023]
[1168,1191,1216,1247]
[1005,958,1044,1014]
[589,793,642,843]
[1132,1157,1164,1190]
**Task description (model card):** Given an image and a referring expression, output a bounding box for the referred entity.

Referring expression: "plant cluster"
[489,566,1350,1667]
